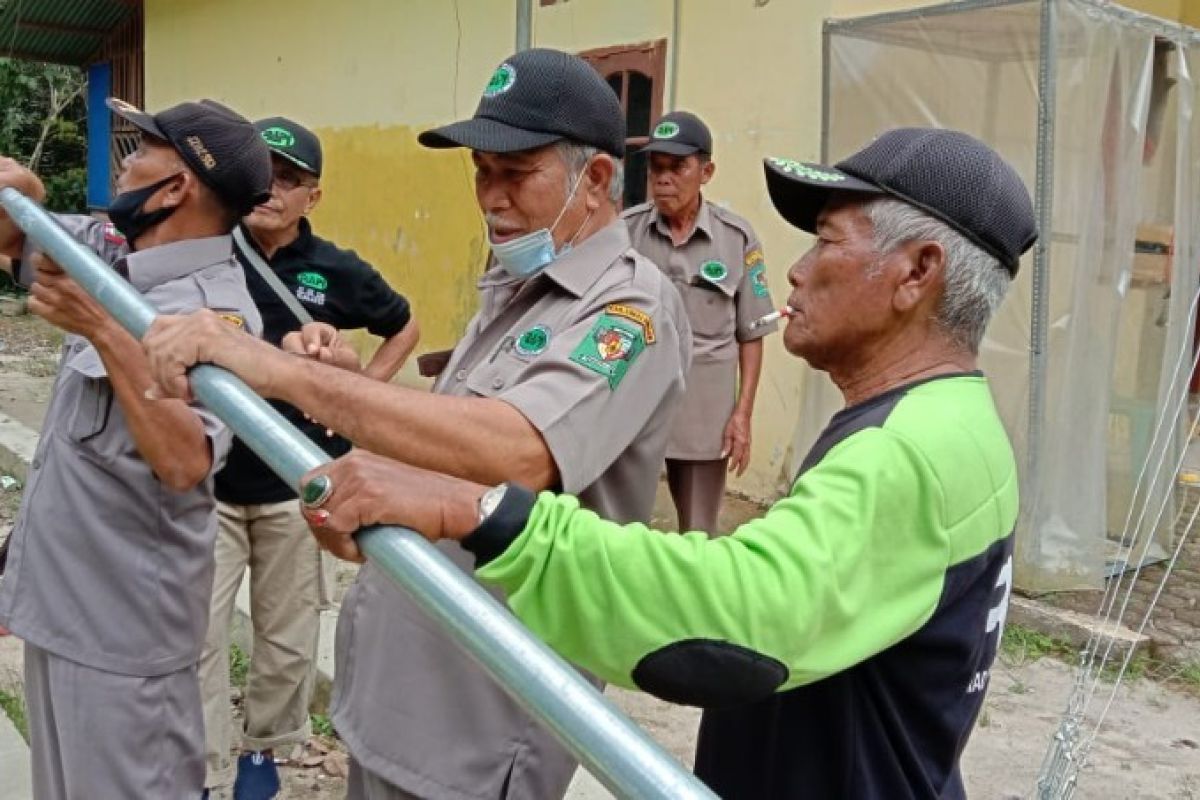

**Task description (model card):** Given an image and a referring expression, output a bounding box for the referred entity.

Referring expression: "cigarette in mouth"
[749,306,794,330]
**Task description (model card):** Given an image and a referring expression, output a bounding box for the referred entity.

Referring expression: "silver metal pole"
[515,0,532,51]
[1028,0,1057,516]
[0,187,717,800]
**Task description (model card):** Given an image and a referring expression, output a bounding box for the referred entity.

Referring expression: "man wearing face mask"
[140,47,692,799]
[0,98,269,799]
[201,117,417,800]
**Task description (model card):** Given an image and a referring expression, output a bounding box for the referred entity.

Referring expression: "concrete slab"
[0,710,32,800]
[0,412,37,485]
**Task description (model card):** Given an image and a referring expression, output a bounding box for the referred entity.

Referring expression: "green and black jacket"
[465,373,1017,799]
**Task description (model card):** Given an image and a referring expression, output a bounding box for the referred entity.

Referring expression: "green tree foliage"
[0,58,87,212]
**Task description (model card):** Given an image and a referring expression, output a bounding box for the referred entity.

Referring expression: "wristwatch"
[477,483,509,525]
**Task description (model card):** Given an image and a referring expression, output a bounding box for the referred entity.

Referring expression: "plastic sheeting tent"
[811,0,1200,592]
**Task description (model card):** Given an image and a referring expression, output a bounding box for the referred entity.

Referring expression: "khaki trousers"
[199,500,330,787]
[665,457,729,535]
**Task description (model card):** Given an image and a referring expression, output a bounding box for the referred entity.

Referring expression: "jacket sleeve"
[476,427,954,704]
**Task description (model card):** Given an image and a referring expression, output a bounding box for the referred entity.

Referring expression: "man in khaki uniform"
[624,111,778,534]
[142,47,691,799]
[0,98,270,799]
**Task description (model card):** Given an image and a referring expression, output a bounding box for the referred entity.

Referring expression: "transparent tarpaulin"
[816,0,1200,592]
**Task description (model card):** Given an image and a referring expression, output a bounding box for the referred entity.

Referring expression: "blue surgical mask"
[490,171,589,279]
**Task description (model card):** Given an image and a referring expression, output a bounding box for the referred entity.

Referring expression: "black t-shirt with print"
[215,219,411,505]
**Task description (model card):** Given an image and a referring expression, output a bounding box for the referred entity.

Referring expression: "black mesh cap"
[418,48,625,156]
[108,97,272,215]
[763,128,1037,275]
[638,111,712,157]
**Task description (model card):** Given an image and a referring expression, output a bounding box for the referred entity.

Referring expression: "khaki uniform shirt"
[0,217,261,676]
[330,221,691,800]
[624,200,777,459]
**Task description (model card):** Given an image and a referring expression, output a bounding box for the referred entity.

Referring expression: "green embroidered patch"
[653,120,680,139]
[569,314,645,389]
[297,271,328,291]
[769,157,846,183]
[749,263,770,298]
[700,260,728,283]
[484,63,516,97]
[515,324,550,357]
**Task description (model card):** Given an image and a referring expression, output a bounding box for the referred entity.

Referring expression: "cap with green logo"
[418,48,626,157]
[638,110,712,157]
[254,116,323,177]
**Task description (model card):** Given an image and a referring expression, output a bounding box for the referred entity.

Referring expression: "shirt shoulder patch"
[569,312,647,389]
[605,303,656,344]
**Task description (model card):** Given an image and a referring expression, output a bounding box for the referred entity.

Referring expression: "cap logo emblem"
[653,121,680,139]
[700,260,728,283]
[769,157,845,183]
[186,135,217,170]
[484,63,517,98]
[261,126,296,148]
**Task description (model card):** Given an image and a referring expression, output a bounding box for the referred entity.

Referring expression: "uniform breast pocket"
[70,377,113,443]
[464,358,516,399]
[61,346,117,454]
[682,282,735,339]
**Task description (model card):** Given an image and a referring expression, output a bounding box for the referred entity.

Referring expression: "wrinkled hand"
[142,309,273,403]
[721,410,752,477]
[281,321,360,371]
[299,451,485,563]
[26,253,116,338]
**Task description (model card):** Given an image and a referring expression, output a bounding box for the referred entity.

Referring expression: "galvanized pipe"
[0,187,717,800]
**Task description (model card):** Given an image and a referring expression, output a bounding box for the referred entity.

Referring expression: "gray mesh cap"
[763,128,1037,275]
[418,48,625,156]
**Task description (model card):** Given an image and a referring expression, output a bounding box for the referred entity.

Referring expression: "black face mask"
[107,173,182,247]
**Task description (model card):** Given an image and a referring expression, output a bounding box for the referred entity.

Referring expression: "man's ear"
[305,186,323,215]
[700,159,716,185]
[158,171,192,210]
[892,239,945,314]
[584,153,616,211]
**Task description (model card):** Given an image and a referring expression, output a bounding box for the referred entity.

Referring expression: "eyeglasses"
[272,168,316,192]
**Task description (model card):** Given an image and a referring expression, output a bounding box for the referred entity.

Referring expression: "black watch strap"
[461,483,538,567]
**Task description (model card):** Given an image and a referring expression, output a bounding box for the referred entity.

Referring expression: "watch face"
[479,483,508,523]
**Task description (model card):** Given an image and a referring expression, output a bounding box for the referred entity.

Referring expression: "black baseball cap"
[255,117,323,177]
[419,48,625,157]
[107,97,272,215]
[638,111,712,157]
[763,128,1036,275]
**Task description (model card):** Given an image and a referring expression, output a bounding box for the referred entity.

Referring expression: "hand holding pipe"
[0,187,716,800]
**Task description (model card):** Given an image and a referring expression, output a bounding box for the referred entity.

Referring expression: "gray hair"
[554,141,625,205]
[865,197,1010,353]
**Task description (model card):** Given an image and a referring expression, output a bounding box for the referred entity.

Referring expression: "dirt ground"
[2,312,1199,799]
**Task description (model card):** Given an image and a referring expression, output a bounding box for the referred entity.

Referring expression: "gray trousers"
[665,458,729,534]
[24,642,205,800]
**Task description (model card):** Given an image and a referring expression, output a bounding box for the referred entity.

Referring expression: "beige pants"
[665,458,729,535]
[199,500,330,788]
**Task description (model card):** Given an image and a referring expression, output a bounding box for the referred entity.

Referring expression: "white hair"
[554,141,624,205]
[865,197,1010,353]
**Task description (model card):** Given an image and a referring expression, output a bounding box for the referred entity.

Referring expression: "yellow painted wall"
[145,0,514,362]
[142,0,1200,503]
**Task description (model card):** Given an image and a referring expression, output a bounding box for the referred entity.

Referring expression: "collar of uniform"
[280,217,317,257]
[649,197,713,245]
[123,235,234,292]
[540,220,632,298]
